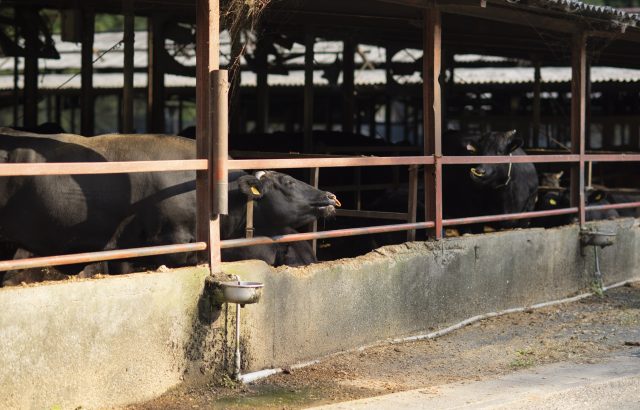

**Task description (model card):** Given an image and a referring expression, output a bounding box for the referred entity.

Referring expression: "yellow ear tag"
[595,194,602,201]
[466,143,477,152]
[250,186,261,196]
[549,198,557,205]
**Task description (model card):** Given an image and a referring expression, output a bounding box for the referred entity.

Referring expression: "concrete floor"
[312,349,640,410]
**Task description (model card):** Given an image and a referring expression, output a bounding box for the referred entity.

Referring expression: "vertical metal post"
[571,32,587,227]
[229,31,242,135]
[148,14,165,133]
[385,49,392,142]
[532,57,541,148]
[309,167,320,256]
[80,7,95,135]
[12,9,19,127]
[122,0,135,133]
[423,7,443,239]
[303,30,314,153]
[407,164,418,242]
[196,0,223,268]
[342,37,355,133]
[255,40,268,133]
[23,9,39,129]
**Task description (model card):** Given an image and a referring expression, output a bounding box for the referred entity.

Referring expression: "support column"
[532,57,541,148]
[423,7,443,239]
[229,31,242,135]
[80,8,95,135]
[303,30,314,153]
[255,40,268,134]
[122,0,135,133]
[342,37,355,133]
[195,0,225,268]
[148,14,165,133]
[23,9,39,129]
[570,32,587,227]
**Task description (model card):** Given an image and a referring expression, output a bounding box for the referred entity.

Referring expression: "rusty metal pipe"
[220,221,436,249]
[441,154,580,165]
[442,207,579,226]
[0,160,207,177]
[585,201,640,212]
[228,156,435,170]
[0,243,207,272]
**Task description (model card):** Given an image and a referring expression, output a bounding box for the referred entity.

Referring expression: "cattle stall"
[0,1,638,275]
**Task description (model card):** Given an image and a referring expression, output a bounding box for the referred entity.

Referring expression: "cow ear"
[588,190,606,203]
[238,175,265,199]
[501,130,522,153]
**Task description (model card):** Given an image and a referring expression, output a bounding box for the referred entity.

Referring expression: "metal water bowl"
[580,229,617,248]
[220,281,264,305]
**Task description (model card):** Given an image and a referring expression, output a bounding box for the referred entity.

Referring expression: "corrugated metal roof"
[528,0,640,25]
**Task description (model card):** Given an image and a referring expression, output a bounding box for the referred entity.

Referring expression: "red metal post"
[571,31,587,227]
[423,7,443,239]
[80,7,95,135]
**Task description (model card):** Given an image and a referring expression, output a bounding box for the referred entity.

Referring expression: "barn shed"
[0,0,639,408]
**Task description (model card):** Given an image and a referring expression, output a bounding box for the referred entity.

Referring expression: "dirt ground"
[126,282,640,410]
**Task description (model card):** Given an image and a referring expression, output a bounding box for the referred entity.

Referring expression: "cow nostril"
[327,193,341,207]
[470,167,485,177]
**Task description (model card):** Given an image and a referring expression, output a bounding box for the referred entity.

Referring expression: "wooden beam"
[423,7,443,239]
[342,37,355,133]
[148,13,165,133]
[23,9,39,129]
[570,31,587,227]
[80,8,95,135]
[122,0,135,133]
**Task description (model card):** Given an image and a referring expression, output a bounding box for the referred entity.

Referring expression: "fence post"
[571,31,587,227]
[195,0,223,270]
[423,7,443,239]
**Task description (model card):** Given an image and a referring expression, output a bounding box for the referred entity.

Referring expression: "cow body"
[0,133,337,280]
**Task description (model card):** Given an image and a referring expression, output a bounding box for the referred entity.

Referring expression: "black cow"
[466,130,539,229]
[9,122,67,135]
[440,129,538,233]
[0,133,338,283]
[533,190,619,228]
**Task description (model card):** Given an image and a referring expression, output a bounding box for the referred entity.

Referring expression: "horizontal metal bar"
[0,160,208,176]
[321,146,422,153]
[335,209,409,220]
[442,207,579,226]
[324,183,408,192]
[441,154,580,165]
[220,221,436,248]
[586,201,640,212]
[228,156,434,170]
[0,242,207,272]
[584,154,640,162]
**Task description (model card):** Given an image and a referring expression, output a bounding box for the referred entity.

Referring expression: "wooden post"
[122,0,135,133]
[80,8,95,135]
[532,57,541,148]
[303,30,314,153]
[570,32,587,227]
[195,0,224,268]
[423,7,443,239]
[23,9,39,129]
[148,14,165,133]
[255,39,268,133]
[342,37,355,133]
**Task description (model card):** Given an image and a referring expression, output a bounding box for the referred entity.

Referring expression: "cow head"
[237,171,340,229]
[468,130,523,188]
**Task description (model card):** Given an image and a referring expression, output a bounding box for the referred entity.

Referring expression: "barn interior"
[0,0,639,269]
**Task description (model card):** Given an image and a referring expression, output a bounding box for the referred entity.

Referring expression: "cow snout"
[327,192,341,207]
[470,167,486,178]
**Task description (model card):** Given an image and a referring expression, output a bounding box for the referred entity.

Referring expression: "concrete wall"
[0,266,228,410]
[0,220,638,408]
[233,219,640,371]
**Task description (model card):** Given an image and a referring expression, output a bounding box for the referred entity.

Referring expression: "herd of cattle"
[0,124,636,286]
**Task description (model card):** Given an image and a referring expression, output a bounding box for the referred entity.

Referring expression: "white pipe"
[236,277,639,384]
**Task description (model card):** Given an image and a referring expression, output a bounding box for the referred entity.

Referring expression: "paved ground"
[311,349,640,409]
